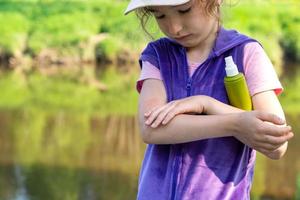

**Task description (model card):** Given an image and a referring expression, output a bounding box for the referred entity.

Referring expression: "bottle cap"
[225,56,239,77]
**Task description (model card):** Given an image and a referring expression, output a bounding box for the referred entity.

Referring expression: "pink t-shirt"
[137,42,283,96]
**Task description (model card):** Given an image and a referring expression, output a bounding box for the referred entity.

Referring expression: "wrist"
[227,113,241,137]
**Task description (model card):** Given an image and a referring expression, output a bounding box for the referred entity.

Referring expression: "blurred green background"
[0,0,299,199]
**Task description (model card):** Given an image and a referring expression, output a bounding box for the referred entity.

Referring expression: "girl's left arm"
[251,90,288,159]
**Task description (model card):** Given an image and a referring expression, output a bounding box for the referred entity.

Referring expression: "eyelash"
[155,15,165,19]
[179,7,191,14]
[154,7,192,19]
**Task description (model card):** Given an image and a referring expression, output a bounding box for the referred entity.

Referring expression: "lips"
[175,34,191,41]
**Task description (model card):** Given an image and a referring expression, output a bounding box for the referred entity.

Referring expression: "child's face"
[148,0,219,49]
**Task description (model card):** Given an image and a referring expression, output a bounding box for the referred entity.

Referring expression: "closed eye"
[148,9,165,19]
[155,15,165,19]
[178,7,191,14]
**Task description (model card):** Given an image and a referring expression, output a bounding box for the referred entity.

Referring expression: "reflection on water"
[0,110,299,200]
[0,110,144,200]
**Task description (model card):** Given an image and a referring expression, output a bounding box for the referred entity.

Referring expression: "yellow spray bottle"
[224,56,252,111]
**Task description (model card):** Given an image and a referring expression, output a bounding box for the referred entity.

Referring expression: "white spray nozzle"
[225,56,239,77]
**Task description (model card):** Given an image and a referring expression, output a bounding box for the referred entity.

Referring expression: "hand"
[144,96,207,128]
[233,111,294,156]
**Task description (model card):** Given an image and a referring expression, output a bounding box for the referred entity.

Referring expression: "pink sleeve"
[136,61,162,93]
[243,42,283,96]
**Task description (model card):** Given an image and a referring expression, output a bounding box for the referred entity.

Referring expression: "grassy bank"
[222,1,300,74]
[0,0,299,67]
[0,0,144,64]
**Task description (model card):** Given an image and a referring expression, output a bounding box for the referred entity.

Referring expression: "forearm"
[203,96,242,115]
[140,113,237,144]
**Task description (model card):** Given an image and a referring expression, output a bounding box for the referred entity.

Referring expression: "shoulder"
[244,42,264,53]
[214,28,258,56]
[243,42,283,96]
[243,41,269,65]
[140,37,180,68]
[139,38,165,69]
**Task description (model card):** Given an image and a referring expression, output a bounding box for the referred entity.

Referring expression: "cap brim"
[124,0,190,15]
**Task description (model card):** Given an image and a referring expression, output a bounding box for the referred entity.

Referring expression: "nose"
[167,17,183,36]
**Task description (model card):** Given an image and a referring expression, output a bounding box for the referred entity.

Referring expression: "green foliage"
[28,12,99,55]
[0,0,144,59]
[0,0,299,64]
[90,1,145,47]
[96,37,123,61]
[0,13,29,55]
[277,4,300,61]
[223,3,284,72]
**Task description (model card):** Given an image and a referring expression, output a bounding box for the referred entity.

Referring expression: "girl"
[125,0,294,199]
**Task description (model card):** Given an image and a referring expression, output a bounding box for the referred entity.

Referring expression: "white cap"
[124,0,191,15]
[225,56,239,77]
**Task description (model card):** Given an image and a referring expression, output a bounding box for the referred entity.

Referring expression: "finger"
[145,104,169,126]
[255,111,286,125]
[152,104,177,127]
[255,141,283,152]
[263,124,292,137]
[261,132,294,146]
[162,110,178,125]
[144,106,159,117]
[162,102,192,124]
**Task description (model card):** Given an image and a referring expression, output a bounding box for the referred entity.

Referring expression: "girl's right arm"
[139,79,293,154]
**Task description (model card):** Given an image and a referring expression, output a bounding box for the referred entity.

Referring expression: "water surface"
[0,110,299,200]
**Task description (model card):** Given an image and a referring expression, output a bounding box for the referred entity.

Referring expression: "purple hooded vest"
[137,28,257,200]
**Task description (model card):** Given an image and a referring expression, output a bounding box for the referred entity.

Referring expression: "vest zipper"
[186,78,192,97]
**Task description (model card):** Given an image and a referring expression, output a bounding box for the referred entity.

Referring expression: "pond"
[0,110,299,200]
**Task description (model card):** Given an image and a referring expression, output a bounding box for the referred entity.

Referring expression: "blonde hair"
[135,0,221,39]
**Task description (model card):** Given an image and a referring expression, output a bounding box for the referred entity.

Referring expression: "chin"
[181,42,198,49]
[175,39,194,47]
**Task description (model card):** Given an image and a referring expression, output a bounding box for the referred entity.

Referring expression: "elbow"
[265,145,287,160]
[140,124,157,144]
[266,151,284,160]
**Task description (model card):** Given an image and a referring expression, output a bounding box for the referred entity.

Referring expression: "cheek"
[157,21,170,35]
[157,22,165,31]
